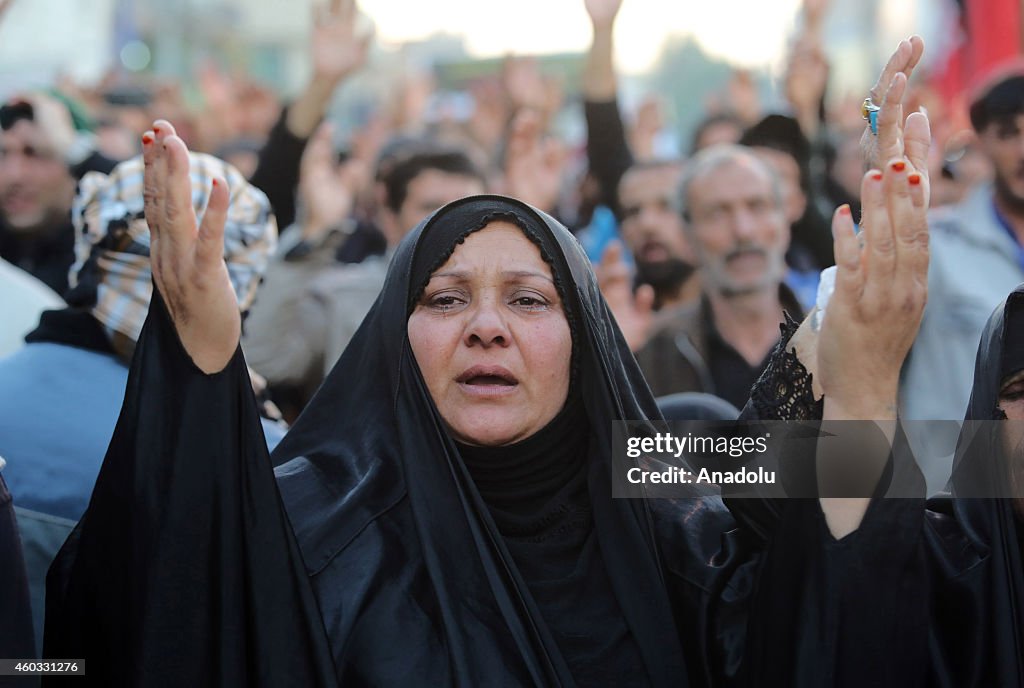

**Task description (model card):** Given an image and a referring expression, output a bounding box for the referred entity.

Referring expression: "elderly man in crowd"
[635,145,801,408]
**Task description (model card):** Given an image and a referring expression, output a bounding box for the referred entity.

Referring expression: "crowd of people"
[2,0,1024,684]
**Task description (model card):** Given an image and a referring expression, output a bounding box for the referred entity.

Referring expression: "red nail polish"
[908,173,921,185]
[839,204,851,216]
[871,172,883,181]
[141,133,153,144]
[212,179,218,187]
[153,125,161,135]
[892,161,906,172]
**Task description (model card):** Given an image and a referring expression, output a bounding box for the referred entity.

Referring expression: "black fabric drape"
[0,473,36,686]
[846,286,1024,687]
[922,287,1024,686]
[43,289,337,687]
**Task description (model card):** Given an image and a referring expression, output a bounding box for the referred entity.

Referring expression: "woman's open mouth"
[456,366,519,396]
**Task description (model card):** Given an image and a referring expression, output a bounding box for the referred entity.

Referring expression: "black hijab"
[924,286,1024,686]
[272,195,686,686]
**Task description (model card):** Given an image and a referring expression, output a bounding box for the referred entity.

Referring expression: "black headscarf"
[794,287,1024,688]
[272,195,687,685]
[923,286,1024,686]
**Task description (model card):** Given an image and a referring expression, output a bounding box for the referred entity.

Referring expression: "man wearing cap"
[901,65,1024,490]
[0,92,116,295]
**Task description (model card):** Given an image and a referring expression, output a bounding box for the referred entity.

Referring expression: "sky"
[357,0,805,73]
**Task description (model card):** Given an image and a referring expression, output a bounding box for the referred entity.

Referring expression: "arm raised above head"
[582,0,622,101]
[807,37,931,537]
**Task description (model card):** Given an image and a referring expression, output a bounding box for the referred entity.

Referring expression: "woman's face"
[408,221,572,446]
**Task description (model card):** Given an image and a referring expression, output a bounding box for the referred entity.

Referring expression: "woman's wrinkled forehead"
[408,200,570,314]
[424,222,555,283]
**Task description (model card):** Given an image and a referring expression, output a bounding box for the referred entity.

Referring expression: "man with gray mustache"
[635,144,802,408]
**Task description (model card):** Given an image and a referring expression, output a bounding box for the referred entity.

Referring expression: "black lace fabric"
[750,312,824,421]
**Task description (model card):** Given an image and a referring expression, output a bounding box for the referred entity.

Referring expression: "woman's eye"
[511,294,549,309]
[428,294,464,311]
[1000,383,1024,401]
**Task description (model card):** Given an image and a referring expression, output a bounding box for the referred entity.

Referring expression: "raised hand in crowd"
[802,0,829,31]
[595,241,655,351]
[584,0,622,31]
[817,162,929,421]
[795,36,931,401]
[629,96,665,161]
[798,48,931,409]
[287,0,373,139]
[467,78,509,160]
[583,0,623,100]
[503,57,547,115]
[822,37,929,417]
[725,70,762,125]
[296,122,367,242]
[142,121,240,374]
[784,35,829,139]
[799,39,931,536]
[503,109,566,214]
[861,36,926,177]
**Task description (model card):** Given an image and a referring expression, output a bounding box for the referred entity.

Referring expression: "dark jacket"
[636,285,804,400]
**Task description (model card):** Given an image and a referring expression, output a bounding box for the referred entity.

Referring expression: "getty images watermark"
[608,420,1002,499]
[624,431,774,487]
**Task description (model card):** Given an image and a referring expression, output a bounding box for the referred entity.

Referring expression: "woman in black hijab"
[43,114,929,687]
[788,287,1024,688]
[904,288,1024,687]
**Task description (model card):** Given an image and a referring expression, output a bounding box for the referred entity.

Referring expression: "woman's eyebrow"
[429,270,470,281]
[1002,370,1024,386]
[429,270,554,284]
[504,270,555,284]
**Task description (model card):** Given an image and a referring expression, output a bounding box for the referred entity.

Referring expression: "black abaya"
[844,286,1024,687]
[45,195,871,687]
[919,287,1024,686]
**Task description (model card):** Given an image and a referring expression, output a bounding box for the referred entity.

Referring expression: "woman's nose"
[464,298,511,348]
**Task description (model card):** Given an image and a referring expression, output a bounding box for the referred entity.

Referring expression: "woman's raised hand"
[861,36,927,185]
[817,40,931,420]
[817,157,929,420]
[142,120,241,374]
